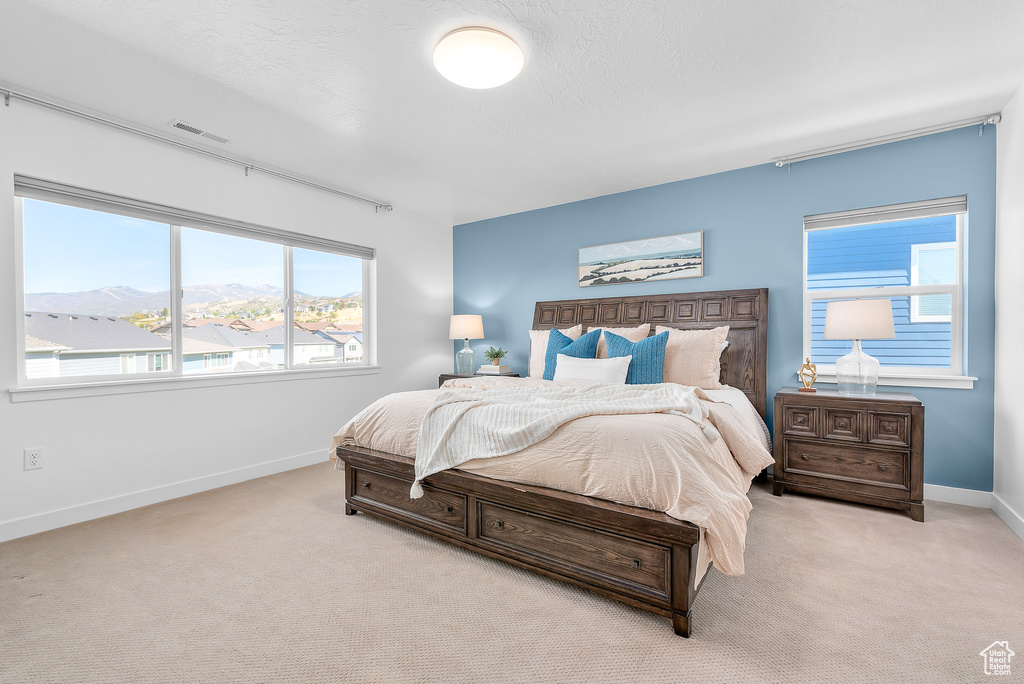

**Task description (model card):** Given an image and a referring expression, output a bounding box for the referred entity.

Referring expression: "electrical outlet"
[24,448,43,471]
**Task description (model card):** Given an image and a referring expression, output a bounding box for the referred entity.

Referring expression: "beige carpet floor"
[1,462,1022,684]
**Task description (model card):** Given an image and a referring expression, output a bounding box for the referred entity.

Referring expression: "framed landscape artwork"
[578,231,704,287]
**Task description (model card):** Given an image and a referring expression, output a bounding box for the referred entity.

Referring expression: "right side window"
[804,197,966,379]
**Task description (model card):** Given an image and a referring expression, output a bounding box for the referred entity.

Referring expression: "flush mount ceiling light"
[433,27,524,89]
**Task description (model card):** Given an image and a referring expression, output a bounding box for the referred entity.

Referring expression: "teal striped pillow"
[605,330,669,384]
[544,329,600,380]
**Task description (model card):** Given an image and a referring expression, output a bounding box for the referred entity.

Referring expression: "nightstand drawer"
[784,439,907,489]
[783,405,819,437]
[824,409,863,442]
[868,412,911,447]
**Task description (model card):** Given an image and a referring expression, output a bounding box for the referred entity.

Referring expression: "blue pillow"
[605,330,669,384]
[544,329,600,380]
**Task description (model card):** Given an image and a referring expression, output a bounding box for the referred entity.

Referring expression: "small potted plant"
[483,346,508,366]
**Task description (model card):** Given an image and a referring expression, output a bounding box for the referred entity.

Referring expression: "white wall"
[0,102,454,541]
[994,86,1024,540]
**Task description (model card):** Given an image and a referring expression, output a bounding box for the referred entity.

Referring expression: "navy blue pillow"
[605,330,669,384]
[544,329,600,380]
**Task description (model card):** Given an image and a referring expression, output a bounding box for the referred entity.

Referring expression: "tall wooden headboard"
[532,288,769,419]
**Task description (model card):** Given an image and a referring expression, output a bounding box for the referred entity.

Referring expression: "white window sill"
[812,372,976,390]
[8,365,381,403]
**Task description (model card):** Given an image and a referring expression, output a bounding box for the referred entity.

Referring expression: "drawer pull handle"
[361,481,371,489]
[496,520,505,531]
[801,453,809,461]
[632,559,642,570]
[445,506,454,514]
[878,464,887,471]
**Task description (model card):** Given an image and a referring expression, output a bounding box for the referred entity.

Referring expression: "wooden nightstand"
[772,386,924,521]
[438,372,520,387]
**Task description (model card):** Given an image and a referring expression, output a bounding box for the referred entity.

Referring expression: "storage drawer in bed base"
[338,444,705,637]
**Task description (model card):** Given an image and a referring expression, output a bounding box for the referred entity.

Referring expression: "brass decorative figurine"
[798,357,817,392]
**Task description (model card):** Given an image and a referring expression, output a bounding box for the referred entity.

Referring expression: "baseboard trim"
[0,450,327,543]
[923,483,993,508]
[3,459,1014,544]
[992,493,1024,541]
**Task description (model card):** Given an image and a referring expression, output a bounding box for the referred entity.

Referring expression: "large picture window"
[803,196,969,387]
[16,176,373,387]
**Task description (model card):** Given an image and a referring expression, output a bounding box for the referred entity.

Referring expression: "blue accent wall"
[453,126,996,492]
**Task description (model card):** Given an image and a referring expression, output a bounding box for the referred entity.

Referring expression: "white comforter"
[413,381,713,497]
[329,377,774,577]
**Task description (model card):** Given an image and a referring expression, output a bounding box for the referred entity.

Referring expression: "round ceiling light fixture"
[433,27,524,89]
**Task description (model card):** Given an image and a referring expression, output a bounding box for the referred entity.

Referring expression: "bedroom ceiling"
[3,0,1024,226]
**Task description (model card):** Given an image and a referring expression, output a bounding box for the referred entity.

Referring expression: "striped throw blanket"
[410,382,716,498]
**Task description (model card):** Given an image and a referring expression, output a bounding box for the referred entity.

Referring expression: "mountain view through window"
[22,198,366,379]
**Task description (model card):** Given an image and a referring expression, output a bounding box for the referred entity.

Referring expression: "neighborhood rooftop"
[25,312,170,353]
[180,323,269,350]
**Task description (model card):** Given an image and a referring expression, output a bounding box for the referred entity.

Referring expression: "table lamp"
[449,314,484,374]
[823,298,895,396]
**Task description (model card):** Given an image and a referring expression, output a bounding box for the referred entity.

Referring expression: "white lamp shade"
[433,27,524,89]
[449,314,484,340]
[823,299,895,340]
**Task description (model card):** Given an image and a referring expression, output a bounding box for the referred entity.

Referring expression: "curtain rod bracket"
[978,114,1002,136]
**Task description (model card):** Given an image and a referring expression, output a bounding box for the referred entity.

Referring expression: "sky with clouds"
[579,232,701,263]
[22,198,361,296]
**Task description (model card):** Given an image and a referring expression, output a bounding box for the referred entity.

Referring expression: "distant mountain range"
[25,284,360,317]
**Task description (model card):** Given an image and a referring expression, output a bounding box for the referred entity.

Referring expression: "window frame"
[909,241,956,323]
[11,176,378,401]
[120,353,137,375]
[802,196,975,390]
[147,353,168,372]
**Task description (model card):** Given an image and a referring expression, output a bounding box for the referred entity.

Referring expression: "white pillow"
[587,323,651,359]
[528,325,582,378]
[552,354,632,384]
[655,325,730,389]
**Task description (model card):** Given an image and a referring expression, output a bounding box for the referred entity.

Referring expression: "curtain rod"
[0,84,394,212]
[774,113,1002,168]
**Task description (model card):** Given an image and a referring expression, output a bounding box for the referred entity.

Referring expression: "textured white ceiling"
[3,0,1024,225]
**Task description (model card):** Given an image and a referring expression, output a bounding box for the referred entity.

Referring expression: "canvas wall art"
[578,231,703,287]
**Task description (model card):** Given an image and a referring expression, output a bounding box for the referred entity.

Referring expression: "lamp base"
[455,339,475,375]
[835,339,880,396]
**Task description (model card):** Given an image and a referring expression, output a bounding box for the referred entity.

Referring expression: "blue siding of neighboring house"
[313,331,364,361]
[58,352,170,376]
[182,352,233,372]
[25,351,58,379]
[58,353,130,376]
[808,216,956,367]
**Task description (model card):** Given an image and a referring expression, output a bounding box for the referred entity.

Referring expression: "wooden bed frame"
[337,287,768,637]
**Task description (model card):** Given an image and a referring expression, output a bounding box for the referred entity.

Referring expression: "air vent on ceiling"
[168,119,231,144]
[201,131,231,144]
